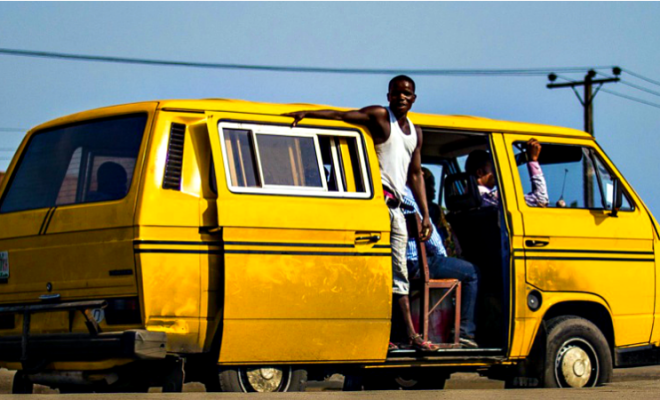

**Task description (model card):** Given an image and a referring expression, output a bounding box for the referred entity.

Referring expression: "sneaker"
[459,337,479,348]
[409,334,440,352]
[388,342,399,351]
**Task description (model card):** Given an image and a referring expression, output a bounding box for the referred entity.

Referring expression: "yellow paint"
[0,98,655,377]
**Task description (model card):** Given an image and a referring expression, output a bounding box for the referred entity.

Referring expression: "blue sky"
[1,2,659,213]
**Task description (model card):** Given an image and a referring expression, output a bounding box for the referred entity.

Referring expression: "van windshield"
[0,114,146,213]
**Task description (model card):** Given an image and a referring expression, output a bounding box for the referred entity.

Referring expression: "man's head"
[387,75,417,116]
[465,150,496,189]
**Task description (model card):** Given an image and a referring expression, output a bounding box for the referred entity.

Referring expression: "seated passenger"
[87,162,128,202]
[421,167,441,227]
[466,139,548,207]
[401,187,480,349]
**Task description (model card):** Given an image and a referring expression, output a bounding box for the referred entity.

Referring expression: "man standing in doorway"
[283,76,439,351]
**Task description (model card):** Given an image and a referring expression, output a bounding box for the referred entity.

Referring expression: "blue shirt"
[401,187,448,261]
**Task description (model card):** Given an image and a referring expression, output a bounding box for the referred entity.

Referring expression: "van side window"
[592,153,633,211]
[256,134,323,188]
[224,129,260,187]
[512,142,632,210]
[0,114,146,214]
[219,122,371,198]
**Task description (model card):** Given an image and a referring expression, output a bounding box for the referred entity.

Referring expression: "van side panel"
[135,112,215,353]
[208,114,392,364]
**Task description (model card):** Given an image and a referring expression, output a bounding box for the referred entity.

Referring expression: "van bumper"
[0,300,166,371]
[0,329,167,363]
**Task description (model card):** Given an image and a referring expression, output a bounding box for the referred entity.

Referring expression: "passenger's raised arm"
[524,139,549,207]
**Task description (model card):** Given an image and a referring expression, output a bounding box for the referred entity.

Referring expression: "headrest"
[444,173,482,212]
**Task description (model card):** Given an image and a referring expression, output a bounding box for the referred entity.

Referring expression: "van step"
[384,348,504,364]
[388,347,502,355]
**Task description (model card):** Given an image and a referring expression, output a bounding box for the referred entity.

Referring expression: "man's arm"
[407,125,432,241]
[524,139,549,207]
[282,106,389,141]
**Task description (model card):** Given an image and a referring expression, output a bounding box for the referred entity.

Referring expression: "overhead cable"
[0,47,615,76]
[621,68,660,88]
[600,89,660,110]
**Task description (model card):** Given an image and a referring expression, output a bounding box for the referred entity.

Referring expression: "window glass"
[56,147,82,205]
[0,114,146,213]
[513,142,629,210]
[256,134,322,188]
[592,154,633,211]
[223,129,260,187]
[318,136,339,192]
[336,137,367,193]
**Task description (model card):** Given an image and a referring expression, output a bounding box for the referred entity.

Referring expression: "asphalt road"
[0,366,658,397]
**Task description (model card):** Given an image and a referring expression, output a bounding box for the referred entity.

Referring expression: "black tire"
[541,316,612,388]
[12,371,34,394]
[217,366,307,392]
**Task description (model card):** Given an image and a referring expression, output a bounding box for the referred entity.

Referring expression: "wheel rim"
[554,338,599,388]
[238,366,291,392]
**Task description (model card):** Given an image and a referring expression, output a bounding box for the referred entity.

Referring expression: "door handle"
[355,234,381,244]
[525,239,549,247]
[199,226,222,235]
[39,294,61,301]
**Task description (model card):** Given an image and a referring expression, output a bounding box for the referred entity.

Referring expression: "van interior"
[392,129,512,356]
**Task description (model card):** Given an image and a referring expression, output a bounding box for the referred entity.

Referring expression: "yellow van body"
[0,98,657,391]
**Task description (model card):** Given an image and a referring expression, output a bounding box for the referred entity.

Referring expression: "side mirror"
[610,178,623,217]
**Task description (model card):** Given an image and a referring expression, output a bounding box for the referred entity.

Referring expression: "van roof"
[34,98,593,140]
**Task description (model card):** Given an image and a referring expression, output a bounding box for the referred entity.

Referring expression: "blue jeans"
[408,255,479,339]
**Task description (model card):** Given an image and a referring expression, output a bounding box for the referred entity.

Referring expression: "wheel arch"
[541,300,615,356]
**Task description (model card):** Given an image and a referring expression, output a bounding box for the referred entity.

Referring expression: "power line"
[0,128,25,132]
[619,80,660,98]
[621,68,660,88]
[601,88,660,110]
[0,148,17,151]
[596,72,660,98]
[0,47,616,76]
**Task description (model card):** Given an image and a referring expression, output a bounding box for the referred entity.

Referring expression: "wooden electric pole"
[546,68,621,136]
[546,68,620,207]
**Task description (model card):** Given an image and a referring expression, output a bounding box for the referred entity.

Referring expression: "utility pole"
[546,67,620,207]
[546,67,621,136]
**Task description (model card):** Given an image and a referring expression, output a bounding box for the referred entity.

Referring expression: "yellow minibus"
[0,99,656,392]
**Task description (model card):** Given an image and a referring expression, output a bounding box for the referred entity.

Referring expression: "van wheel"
[217,366,307,392]
[12,371,34,394]
[542,316,612,388]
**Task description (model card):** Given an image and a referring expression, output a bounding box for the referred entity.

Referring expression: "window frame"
[218,121,372,199]
[510,140,635,212]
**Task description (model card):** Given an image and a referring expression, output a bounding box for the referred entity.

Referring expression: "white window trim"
[218,121,371,198]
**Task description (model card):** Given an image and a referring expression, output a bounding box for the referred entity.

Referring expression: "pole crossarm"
[547,77,620,89]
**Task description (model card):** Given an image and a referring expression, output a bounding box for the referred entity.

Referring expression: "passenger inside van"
[466,139,548,207]
[87,161,128,202]
[421,167,442,227]
[401,186,480,349]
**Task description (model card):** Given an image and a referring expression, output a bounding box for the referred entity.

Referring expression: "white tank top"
[375,107,418,198]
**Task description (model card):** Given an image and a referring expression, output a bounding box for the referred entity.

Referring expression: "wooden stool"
[406,213,461,348]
